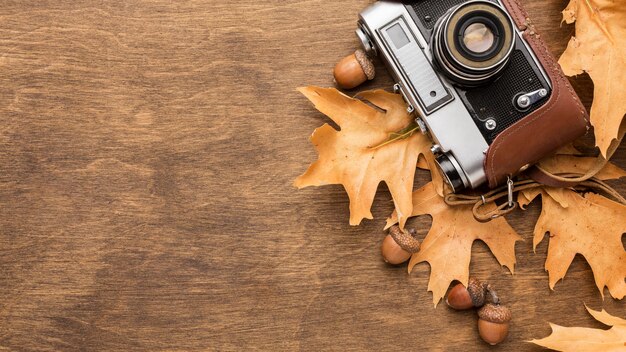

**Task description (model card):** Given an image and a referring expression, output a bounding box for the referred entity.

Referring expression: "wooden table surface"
[0,0,623,350]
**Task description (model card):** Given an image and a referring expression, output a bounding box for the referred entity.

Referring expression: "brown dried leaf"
[386,182,522,306]
[559,0,626,156]
[521,189,626,299]
[295,87,437,228]
[518,151,626,298]
[531,305,626,351]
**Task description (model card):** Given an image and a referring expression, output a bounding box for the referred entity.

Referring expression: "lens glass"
[462,23,494,54]
[431,1,515,86]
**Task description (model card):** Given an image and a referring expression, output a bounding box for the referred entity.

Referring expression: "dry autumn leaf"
[519,188,626,299]
[559,0,626,156]
[518,160,625,299]
[386,182,522,306]
[531,305,626,351]
[295,87,438,228]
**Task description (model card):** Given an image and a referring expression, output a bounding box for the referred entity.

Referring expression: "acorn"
[381,225,420,265]
[446,277,487,310]
[333,49,375,89]
[477,303,512,345]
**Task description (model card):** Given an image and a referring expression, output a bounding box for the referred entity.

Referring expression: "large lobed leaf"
[295,87,438,228]
[386,182,522,306]
[518,159,626,299]
[521,189,626,299]
[559,0,626,156]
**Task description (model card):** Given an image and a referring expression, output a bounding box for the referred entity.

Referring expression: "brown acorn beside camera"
[333,49,375,89]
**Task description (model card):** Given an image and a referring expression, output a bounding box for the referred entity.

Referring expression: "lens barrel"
[435,153,468,193]
[431,1,515,86]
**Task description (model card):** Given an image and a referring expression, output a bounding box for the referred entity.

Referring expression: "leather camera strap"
[526,124,625,188]
[445,174,626,222]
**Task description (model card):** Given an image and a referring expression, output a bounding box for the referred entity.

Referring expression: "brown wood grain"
[0,0,623,350]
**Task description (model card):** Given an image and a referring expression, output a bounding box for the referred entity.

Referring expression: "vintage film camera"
[336,0,589,192]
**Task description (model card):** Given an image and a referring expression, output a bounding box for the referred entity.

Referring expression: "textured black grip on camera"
[466,50,544,143]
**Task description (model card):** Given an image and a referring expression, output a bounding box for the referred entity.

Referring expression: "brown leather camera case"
[483,0,590,188]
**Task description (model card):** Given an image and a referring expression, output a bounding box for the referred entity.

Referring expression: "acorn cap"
[381,234,412,265]
[388,225,420,253]
[478,304,512,324]
[467,277,487,307]
[354,49,375,80]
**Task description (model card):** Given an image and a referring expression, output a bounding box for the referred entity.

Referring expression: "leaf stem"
[369,121,420,150]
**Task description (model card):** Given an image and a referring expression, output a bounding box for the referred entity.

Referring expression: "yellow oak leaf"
[521,189,626,299]
[519,187,571,209]
[295,87,437,228]
[559,0,626,156]
[531,305,626,351]
[386,182,522,306]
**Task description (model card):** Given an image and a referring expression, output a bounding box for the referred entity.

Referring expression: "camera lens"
[431,1,515,86]
[463,23,494,54]
[435,153,468,193]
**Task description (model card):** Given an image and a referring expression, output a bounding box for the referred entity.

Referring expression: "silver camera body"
[357,0,552,192]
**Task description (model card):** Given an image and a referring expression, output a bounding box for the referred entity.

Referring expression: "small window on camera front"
[387,23,410,49]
